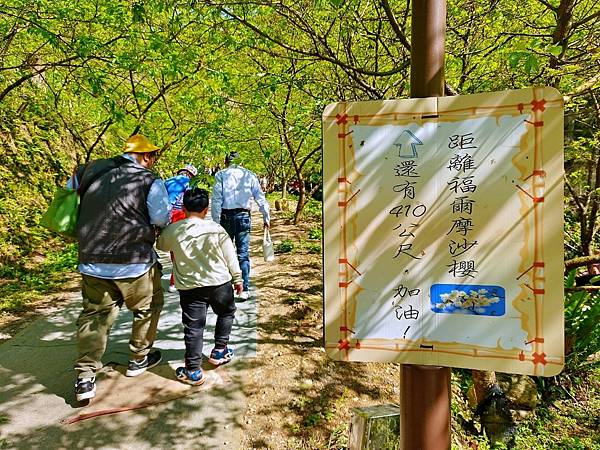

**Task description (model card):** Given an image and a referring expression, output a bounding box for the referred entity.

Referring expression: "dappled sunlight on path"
[0,242,260,449]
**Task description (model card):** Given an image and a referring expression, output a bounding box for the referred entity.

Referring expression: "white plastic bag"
[263,228,275,262]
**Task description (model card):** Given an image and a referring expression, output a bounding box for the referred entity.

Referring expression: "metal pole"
[400,1,451,449]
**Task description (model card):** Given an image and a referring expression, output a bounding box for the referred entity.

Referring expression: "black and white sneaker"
[125,350,162,377]
[75,377,96,401]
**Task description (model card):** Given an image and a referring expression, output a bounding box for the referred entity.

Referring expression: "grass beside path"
[0,243,80,340]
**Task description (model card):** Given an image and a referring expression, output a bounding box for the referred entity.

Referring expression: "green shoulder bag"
[39,185,80,238]
[40,159,127,238]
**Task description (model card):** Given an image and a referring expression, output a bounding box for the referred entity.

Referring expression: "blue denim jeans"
[220,210,251,291]
[178,281,236,370]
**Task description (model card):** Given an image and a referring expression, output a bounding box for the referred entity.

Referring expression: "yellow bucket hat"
[123,134,160,153]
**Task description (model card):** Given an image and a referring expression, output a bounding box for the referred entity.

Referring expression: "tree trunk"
[472,370,516,446]
[472,369,496,403]
[549,0,575,88]
[293,178,306,225]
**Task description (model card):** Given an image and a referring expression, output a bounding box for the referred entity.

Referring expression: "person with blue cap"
[164,164,198,292]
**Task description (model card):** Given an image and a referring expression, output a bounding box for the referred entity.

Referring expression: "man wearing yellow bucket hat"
[71,134,171,402]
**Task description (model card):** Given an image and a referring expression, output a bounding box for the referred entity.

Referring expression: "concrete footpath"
[0,250,257,450]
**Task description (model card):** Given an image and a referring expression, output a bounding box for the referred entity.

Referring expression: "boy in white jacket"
[157,188,243,385]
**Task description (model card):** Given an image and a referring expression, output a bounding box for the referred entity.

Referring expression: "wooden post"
[400,1,451,449]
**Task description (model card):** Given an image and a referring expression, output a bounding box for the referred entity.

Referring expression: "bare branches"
[206,2,406,78]
[535,0,559,13]
[380,0,411,52]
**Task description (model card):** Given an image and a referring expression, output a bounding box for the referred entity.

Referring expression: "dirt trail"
[0,204,401,450]
[242,207,400,449]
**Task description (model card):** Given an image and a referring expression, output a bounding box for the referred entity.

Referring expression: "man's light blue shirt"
[72,154,171,279]
[211,164,270,224]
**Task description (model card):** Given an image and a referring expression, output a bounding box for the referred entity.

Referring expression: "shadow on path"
[0,250,258,449]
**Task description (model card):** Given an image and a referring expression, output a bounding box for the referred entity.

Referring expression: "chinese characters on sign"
[446,135,479,280]
[323,88,564,376]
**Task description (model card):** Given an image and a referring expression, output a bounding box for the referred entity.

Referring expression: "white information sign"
[323,88,564,376]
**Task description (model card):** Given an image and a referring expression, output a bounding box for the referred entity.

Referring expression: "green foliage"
[275,239,295,254]
[284,294,303,305]
[40,244,79,273]
[289,395,334,428]
[366,414,400,450]
[564,271,600,371]
[0,244,77,314]
[307,227,322,241]
[189,173,214,191]
[303,412,322,426]
[508,388,600,449]
[0,110,75,266]
[327,424,349,450]
[289,395,309,410]
[305,242,321,254]
[564,131,600,257]
[0,1,600,446]
[302,199,322,222]
[449,368,600,449]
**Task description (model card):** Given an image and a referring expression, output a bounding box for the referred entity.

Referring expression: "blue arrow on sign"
[393,130,423,158]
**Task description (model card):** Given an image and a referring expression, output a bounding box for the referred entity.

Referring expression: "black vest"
[77,156,158,264]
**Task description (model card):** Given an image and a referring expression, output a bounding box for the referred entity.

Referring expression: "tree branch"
[565,255,600,271]
[88,119,114,156]
[572,10,600,28]
[565,285,600,291]
[0,55,79,102]
[535,0,559,13]
[565,176,586,214]
[380,0,411,52]
[213,4,405,77]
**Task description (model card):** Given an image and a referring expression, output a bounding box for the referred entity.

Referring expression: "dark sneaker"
[126,350,162,377]
[175,367,205,386]
[208,347,234,366]
[75,377,96,401]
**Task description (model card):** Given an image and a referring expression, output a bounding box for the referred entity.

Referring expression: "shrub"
[284,294,303,305]
[304,199,322,220]
[306,243,321,254]
[276,239,294,253]
[307,227,322,240]
[564,270,600,371]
